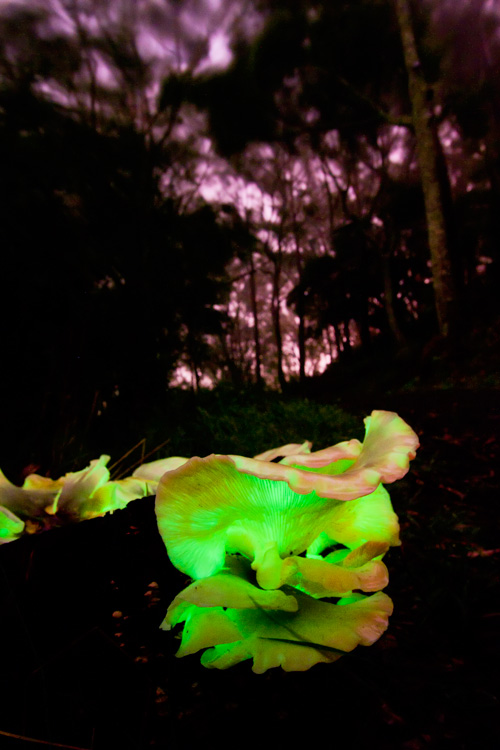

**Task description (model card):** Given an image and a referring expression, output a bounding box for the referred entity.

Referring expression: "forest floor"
[0,385,499,749]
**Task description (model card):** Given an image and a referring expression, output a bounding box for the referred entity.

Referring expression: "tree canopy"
[1,0,499,474]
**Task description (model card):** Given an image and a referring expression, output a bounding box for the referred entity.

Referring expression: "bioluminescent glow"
[155,410,419,673]
[0,454,163,537]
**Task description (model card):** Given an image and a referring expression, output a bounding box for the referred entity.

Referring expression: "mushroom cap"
[155,410,418,581]
[132,456,189,483]
[0,505,25,543]
[166,560,394,673]
[0,455,160,528]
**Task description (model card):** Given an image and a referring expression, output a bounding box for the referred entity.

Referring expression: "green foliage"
[180,386,361,457]
[81,386,361,479]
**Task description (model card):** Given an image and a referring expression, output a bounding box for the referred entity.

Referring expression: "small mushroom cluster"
[155,411,419,673]
[0,455,165,540]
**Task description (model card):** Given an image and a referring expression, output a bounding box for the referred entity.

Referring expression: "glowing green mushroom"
[162,556,394,673]
[197,589,395,673]
[155,410,418,586]
[0,505,24,543]
[155,410,418,672]
[0,468,63,518]
[0,455,159,531]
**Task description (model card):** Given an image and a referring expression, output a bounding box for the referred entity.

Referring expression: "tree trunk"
[342,320,352,358]
[248,251,263,386]
[271,256,287,392]
[293,228,306,384]
[297,294,306,383]
[382,255,406,347]
[394,0,458,339]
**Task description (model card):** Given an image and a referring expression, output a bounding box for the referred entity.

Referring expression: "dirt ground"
[0,388,499,749]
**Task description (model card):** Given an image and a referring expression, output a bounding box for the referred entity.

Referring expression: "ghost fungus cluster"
[0,450,192,543]
[0,455,162,541]
[155,410,419,673]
